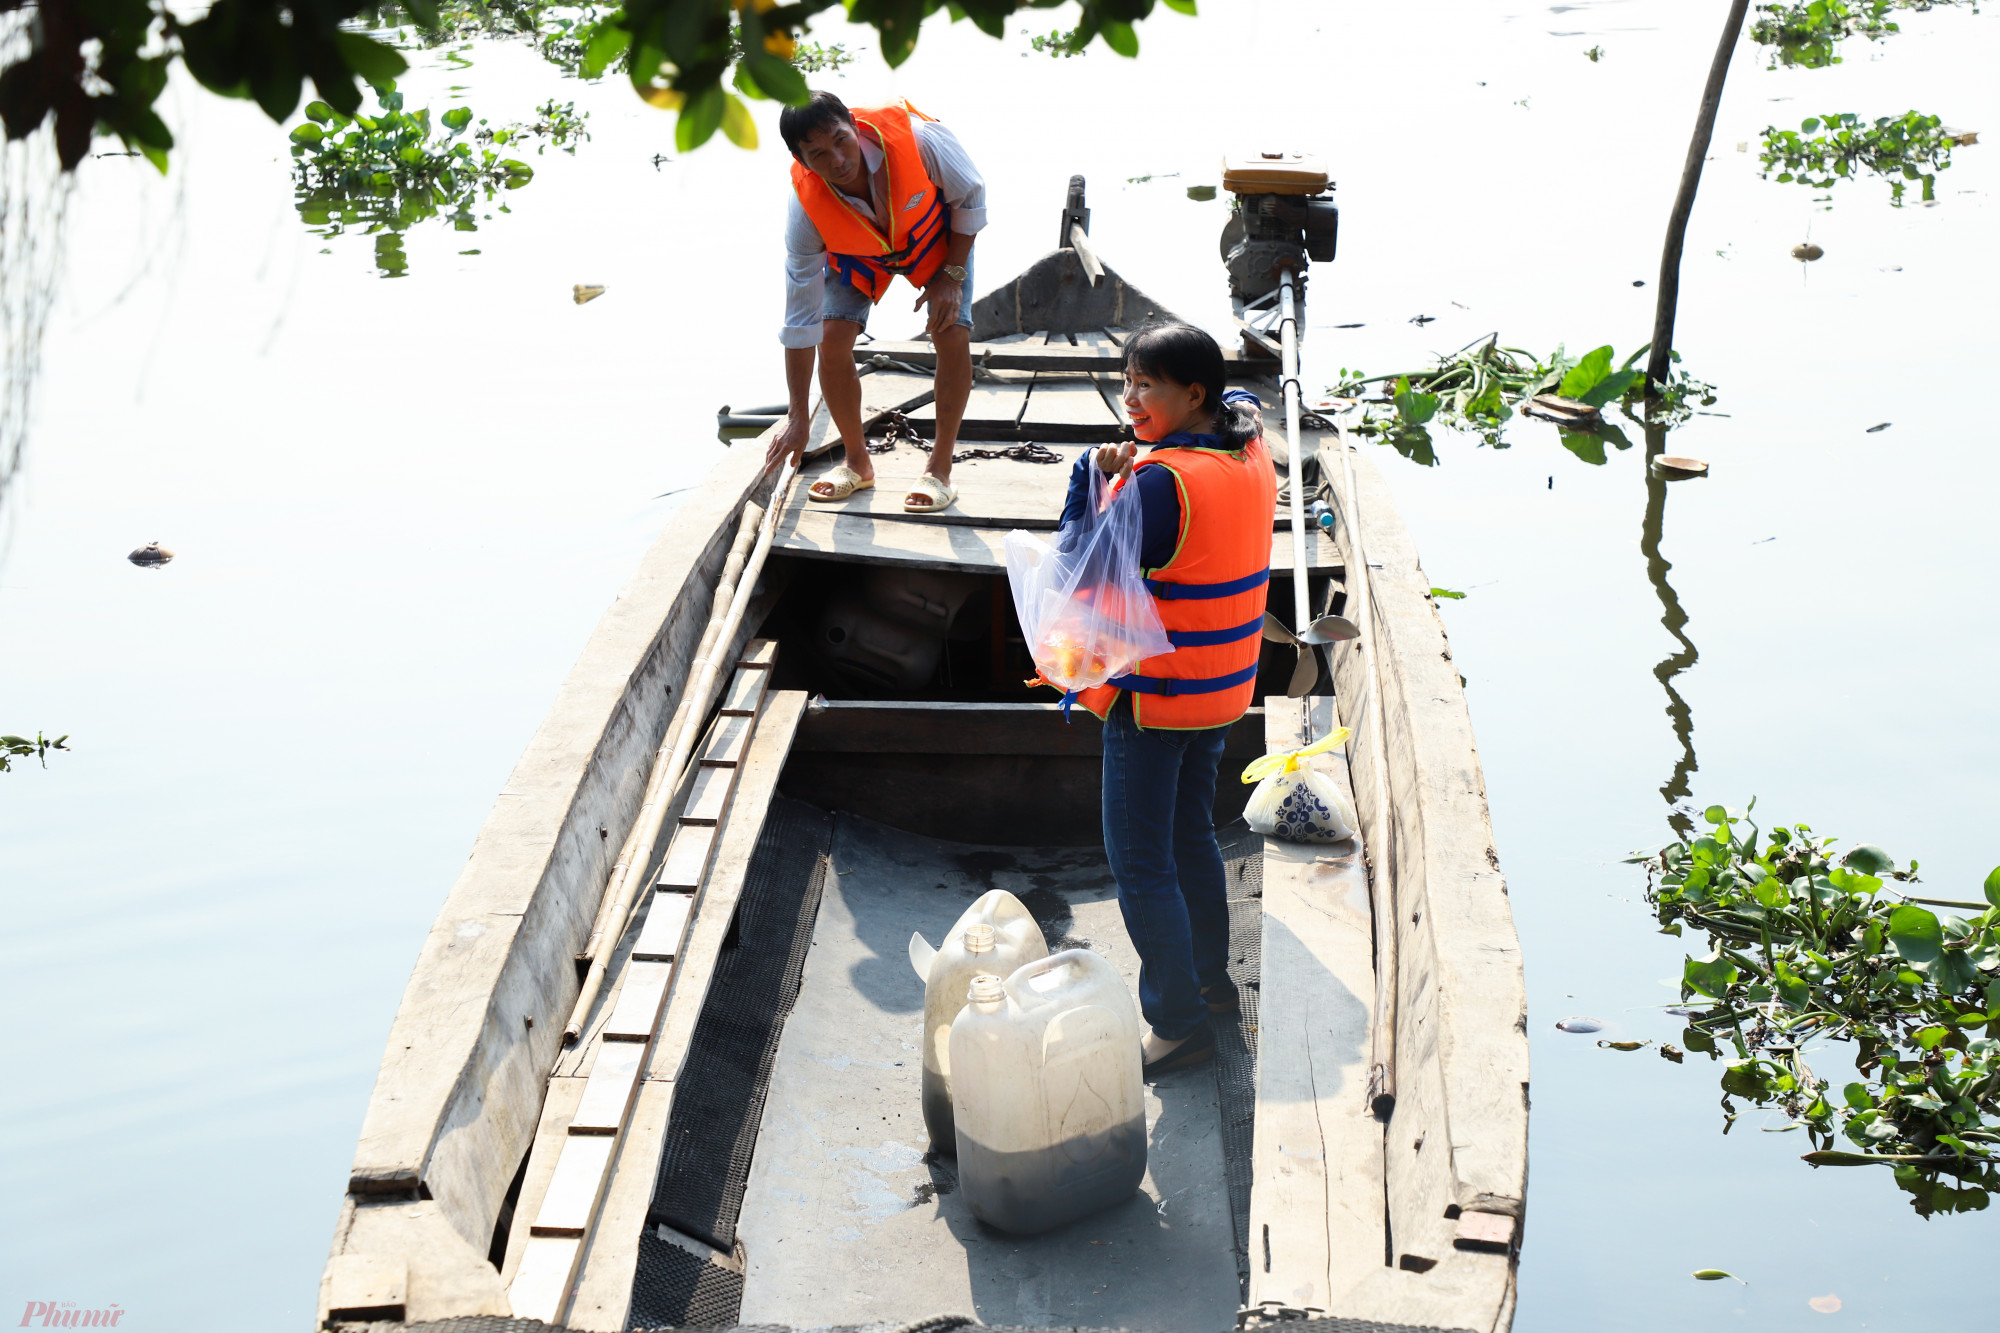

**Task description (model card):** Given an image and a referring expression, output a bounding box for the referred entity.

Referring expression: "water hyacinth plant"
[1760,111,1965,206]
[289,84,588,276]
[1636,804,2000,1216]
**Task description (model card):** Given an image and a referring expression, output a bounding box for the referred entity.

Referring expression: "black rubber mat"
[627,1232,747,1329]
[1212,826,1265,1297]
[629,797,834,1326]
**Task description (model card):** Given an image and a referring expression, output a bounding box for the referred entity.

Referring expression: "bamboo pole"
[1336,415,1399,1119]
[1646,0,1751,389]
[563,458,798,1043]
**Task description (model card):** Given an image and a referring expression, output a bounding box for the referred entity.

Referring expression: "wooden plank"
[774,507,1010,573]
[1246,695,1387,1316]
[719,666,768,716]
[324,1254,408,1322]
[679,764,732,825]
[1073,330,1129,423]
[861,339,1270,373]
[509,1235,582,1322]
[569,1041,646,1136]
[906,370,1034,433]
[599,960,673,1043]
[531,1134,619,1236]
[785,458,1076,531]
[655,824,717,891]
[698,712,754,768]
[563,693,810,1331]
[856,369,934,426]
[794,700,1265,762]
[332,401,822,1304]
[629,890,695,963]
[499,1075,590,1283]
[1021,371,1120,429]
[1272,528,1344,576]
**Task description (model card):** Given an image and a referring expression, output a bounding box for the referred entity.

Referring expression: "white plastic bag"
[1003,464,1172,692]
[1242,728,1358,843]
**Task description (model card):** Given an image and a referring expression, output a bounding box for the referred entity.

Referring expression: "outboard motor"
[1219,150,1338,339]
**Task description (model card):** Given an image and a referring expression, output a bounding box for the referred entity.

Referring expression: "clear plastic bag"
[1003,464,1173,692]
[1242,728,1358,843]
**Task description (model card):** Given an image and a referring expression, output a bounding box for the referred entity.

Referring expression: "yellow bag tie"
[1240,727,1352,785]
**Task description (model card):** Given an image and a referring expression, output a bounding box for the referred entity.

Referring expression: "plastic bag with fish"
[1003,464,1172,693]
[1241,727,1358,844]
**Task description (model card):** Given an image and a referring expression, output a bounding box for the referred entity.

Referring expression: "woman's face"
[1121,366,1208,442]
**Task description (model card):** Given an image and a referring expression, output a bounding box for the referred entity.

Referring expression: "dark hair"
[779,90,854,160]
[1122,322,1257,446]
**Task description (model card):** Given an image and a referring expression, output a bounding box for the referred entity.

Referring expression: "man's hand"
[767,411,810,472]
[915,276,963,336]
[1094,442,1137,479]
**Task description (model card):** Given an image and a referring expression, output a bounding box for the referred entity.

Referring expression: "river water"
[2,1,1995,1328]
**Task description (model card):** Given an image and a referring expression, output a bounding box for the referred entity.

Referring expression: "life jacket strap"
[1106,662,1262,697]
[1144,567,1270,601]
[1165,615,1265,648]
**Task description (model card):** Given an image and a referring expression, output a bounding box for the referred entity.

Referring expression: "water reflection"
[1639,419,1699,837]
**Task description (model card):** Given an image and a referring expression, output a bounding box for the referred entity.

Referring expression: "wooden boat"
[318,184,1529,1333]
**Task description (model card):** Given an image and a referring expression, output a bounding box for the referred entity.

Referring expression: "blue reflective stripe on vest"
[1106,662,1262,697]
[1165,615,1265,649]
[1144,567,1270,601]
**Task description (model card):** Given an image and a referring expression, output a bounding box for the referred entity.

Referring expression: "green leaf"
[1843,1082,1873,1111]
[1430,588,1466,600]
[305,101,335,125]
[1558,430,1606,466]
[138,140,170,174]
[1685,954,1739,998]
[745,49,809,105]
[676,85,727,153]
[1983,866,2000,909]
[1099,19,1141,56]
[289,123,325,146]
[1703,805,1730,826]
[1888,904,1944,964]
[1691,1269,1739,1282]
[442,107,473,133]
[1557,345,1614,399]
[1163,0,1199,12]
[720,92,759,150]
[1844,844,1893,875]
[581,21,632,80]
[333,33,410,89]
[1915,1024,1951,1050]
[1575,368,1642,409]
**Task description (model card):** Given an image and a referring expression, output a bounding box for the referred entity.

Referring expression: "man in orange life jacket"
[1058,323,1274,1078]
[766,91,985,515]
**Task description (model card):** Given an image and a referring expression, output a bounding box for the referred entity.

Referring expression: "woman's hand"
[1094,442,1137,478]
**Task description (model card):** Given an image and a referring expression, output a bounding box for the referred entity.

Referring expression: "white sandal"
[807,464,875,503]
[903,473,958,514]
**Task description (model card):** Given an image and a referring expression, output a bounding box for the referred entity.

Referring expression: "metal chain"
[865,411,1062,464]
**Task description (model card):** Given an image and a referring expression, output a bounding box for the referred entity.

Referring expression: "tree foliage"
[0,0,1196,171]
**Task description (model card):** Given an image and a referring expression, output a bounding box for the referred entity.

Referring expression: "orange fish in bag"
[1003,465,1173,696]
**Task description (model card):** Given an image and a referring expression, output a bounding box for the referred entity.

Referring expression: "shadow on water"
[1640,421,1700,837]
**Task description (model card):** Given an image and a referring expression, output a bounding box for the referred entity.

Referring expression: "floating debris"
[1866,421,1891,433]
[1409,314,1435,326]
[1597,1039,1650,1051]
[1521,394,1600,428]
[1792,242,1825,262]
[1809,1295,1843,1314]
[1653,455,1709,478]
[1693,1269,1746,1284]
[1632,279,1645,286]
[573,284,606,304]
[127,542,174,568]
[1185,185,1217,201]
[1659,1043,1685,1063]
[1555,1016,1604,1033]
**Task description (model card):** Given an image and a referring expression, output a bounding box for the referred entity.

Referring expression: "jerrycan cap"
[966,974,1006,1008]
[964,923,997,954]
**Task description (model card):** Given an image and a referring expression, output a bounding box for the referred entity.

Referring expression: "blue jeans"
[1101,696,1233,1041]
[822,251,974,332]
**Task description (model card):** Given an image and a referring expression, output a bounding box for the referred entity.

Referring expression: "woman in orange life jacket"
[1055,323,1275,1077]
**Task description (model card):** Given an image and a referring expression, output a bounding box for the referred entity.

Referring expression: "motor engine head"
[1219,150,1338,315]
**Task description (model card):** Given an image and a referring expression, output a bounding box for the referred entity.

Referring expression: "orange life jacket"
[790,100,951,303]
[1076,434,1277,730]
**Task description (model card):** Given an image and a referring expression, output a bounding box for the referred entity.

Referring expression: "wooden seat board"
[600,960,674,1043]
[1245,695,1389,1314]
[655,824,716,891]
[629,890,695,963]
[568,1041,646,1136]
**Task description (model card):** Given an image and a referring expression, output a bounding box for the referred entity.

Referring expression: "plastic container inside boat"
[947,949,1146,1235]
[908,890,1050,1154]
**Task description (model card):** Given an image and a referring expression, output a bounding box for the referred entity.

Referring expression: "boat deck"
[733,815,1243,1331]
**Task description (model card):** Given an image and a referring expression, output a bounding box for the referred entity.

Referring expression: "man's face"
[796,120,868,196]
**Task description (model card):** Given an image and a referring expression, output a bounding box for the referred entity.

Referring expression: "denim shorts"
[822,251,973,333]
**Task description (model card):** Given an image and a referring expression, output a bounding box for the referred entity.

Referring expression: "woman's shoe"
[1141,1022,1216,1079]
[1202,975,1240,1014]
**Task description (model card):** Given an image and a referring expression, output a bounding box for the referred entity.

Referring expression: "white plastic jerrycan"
[947,949,1147,1235]
[908,890,1049,1154]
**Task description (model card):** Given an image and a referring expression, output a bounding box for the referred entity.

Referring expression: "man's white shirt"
[780,117,987,348]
